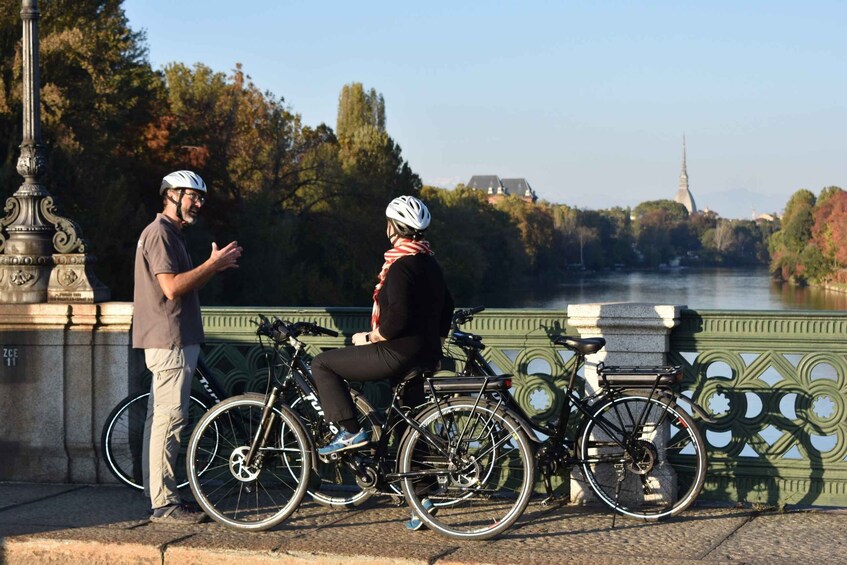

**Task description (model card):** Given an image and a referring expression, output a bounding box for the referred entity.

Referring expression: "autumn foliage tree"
[808,188,847,283]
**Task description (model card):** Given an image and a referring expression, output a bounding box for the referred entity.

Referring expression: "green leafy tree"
[420,186,527,303]
[336,82,385,142]
[770,188,816,282]
[494,196,555,274]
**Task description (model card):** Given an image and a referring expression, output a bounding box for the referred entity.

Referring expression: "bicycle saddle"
[552,336,606,354]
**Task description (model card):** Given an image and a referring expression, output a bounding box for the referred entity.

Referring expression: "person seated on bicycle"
[312,195,454,455]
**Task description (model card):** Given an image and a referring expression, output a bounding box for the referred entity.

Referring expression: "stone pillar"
[0,302,134,483]
[565,302,684,504]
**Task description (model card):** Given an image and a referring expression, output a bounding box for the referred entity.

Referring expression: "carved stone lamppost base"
[0,254,51,303]
[48,254,111,303]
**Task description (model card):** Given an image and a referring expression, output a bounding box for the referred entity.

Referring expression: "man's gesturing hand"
[210,241,243,271]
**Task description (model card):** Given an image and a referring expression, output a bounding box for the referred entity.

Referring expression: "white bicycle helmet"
[386,195,431,238]
[159,170,207,195]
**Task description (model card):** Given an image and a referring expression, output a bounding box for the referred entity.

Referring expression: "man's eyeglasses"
[182,190,206,205]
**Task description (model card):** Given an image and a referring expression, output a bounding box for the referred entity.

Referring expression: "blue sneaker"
[405,498,436,531]
[317,429,371,456]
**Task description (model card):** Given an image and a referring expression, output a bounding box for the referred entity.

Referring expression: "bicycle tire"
[289,390,382,509]
[398,397,535,540]
[187,393,312,531]
[101,392,211,491]
[578,393,707,520]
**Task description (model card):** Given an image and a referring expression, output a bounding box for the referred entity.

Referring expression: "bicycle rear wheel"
[578,393,707,520]
[187,393,312,531]
[399,397,535,540]
[101,392,211,491]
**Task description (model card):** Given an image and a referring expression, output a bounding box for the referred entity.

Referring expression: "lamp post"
[0,0,109,303]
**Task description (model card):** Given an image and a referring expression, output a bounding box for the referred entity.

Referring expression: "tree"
[494,196,555,274]
[420,186,527,303]
[336,82,385,142]
[633,199,689,222]
[769,188,816,282]
[0,0,163,298]
[809,189,847,282]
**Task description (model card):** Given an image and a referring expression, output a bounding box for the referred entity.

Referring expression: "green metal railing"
[671,309,847,507]
[197,306,847,507]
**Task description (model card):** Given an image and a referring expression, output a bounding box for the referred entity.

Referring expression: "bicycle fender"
[502,405,543,444]
[661,391,716,424]
[473,398,543,444]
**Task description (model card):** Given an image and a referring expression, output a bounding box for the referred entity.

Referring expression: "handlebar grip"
[467,305,485,315]
[317,326,338,338]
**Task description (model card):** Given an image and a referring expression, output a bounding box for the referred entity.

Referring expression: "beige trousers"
[141,345,200,509]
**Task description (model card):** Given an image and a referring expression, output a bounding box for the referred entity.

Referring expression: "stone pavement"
[0,482,845,564]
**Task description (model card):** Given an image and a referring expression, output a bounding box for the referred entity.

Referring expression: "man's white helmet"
[160,170,207,195]
[386,195,431,238]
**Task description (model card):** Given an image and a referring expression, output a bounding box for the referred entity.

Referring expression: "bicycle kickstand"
[611,463,625,529]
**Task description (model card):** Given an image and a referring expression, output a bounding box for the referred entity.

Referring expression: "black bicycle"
[445,306,712,521]
[100,358,226,491]
[101,345,378,509]
[186,316,535,539]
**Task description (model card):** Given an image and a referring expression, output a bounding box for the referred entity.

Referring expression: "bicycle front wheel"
[578,393,707,520]
[101,392,211,491]
[187,393,312,531]
[399,397,535,540]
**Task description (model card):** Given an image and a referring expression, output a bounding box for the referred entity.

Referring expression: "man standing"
[132,170,242,523]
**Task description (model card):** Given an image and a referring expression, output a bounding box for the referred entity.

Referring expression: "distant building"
[466,175,538,204]
[674,136,697,214]
[753,212,778,223]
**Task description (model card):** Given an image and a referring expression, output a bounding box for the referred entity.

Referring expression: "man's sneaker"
[405,498,436,531]
[149,503,207,524]
[317,429,371,456]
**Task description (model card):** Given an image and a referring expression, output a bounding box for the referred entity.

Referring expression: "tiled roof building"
[466,175,537,204]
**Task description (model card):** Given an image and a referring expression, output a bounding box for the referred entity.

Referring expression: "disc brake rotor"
[229,446,261,482]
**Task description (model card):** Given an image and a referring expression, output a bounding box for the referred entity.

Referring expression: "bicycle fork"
[243,387,282,470]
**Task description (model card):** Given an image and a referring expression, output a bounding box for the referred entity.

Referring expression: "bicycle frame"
[195,357,227,405]
[447,312,713,505]
[237,334,499,495]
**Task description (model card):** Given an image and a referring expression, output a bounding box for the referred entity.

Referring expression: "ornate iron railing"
[671,309,847,507]
[199,306,580,418]
[197,306,847,506]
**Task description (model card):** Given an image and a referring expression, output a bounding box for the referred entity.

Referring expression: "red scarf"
[371,238,434,331]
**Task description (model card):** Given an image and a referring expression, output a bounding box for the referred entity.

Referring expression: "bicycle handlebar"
[451,306,485,329]
[254,316,339,343]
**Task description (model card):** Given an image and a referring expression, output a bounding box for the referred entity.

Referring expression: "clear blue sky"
[123,0,845,219]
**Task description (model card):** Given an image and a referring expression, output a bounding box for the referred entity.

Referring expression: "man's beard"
[182,205,198,225]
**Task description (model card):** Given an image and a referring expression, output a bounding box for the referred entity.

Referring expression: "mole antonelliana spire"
[674,134,697,214]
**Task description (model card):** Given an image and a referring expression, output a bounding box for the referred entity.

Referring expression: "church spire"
[674,134,697,214]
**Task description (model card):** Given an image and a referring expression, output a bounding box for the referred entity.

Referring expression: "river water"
[481,267,847,311]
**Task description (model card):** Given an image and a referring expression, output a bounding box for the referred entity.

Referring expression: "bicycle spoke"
[400,399,534,540]
[187,394,311,530]
[579,395,707,520]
